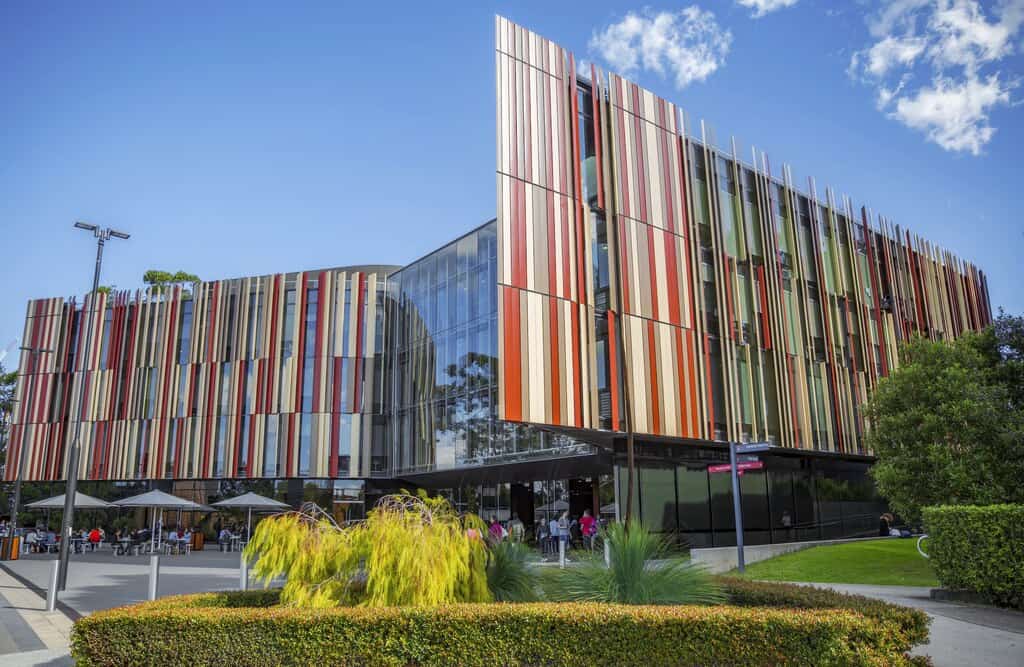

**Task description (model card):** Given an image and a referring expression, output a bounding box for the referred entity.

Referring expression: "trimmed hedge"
[719,577,930,648]
[923,504,1024,609]
[72,587,929,666]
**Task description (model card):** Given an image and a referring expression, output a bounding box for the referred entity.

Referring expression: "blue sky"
[1,1,1021,360]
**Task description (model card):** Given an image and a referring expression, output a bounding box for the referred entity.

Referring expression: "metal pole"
[558,537,566,569]
[58,235,105,590]
[239,551,248,591]
[45,559,60,612]
[730,441,746,573]
[10,347,50,537]
[58,223,128,587]
[148,554,160,601]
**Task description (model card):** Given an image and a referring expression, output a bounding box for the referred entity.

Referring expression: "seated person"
[218,527,232,551]
[25,529,38,552]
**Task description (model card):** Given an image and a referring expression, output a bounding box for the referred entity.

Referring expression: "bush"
[486,540,538,602]
[246,492,490,607]
[72,592,926,666]
[542,523,723,605]
[923,504,1024,609]
[719,577,930,647]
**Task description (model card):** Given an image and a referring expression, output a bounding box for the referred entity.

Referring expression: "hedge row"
[72,587,929,666]
[923,504,1024,609]
[719,577,931,647]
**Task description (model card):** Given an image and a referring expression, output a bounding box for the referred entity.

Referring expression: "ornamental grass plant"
[486,540,539,602]
[245,491,490,607]
[541,522,724,605]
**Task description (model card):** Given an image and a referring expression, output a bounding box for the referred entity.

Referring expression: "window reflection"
[387,221,596,474]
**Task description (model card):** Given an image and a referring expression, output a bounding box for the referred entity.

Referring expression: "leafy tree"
[866,312,1024,522]
[0,363,16,471]
[143,270,200,292]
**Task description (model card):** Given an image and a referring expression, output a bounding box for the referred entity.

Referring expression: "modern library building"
[4,17,991,547]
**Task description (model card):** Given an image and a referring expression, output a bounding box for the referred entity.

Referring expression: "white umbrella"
[27,492,113,510]
[113,490,205,553]
[535,499,570,513]
[211,492,291,539]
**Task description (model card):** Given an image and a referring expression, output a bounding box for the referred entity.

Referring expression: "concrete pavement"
[0,549,245,664]
[806,582,1024,667]
[0,565,74,666]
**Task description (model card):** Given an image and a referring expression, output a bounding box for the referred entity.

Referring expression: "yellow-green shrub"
[72,593,926,667]
[244,492,490,607]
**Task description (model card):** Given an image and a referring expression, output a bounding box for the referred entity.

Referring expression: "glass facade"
[386,222,598,475]
[616,448,884,547]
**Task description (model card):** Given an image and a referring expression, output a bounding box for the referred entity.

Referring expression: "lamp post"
[9,345,53,538]
[57,222,129,591]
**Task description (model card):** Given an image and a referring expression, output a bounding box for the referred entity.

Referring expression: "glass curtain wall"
[616,453,884,547]
[387,222,598,475]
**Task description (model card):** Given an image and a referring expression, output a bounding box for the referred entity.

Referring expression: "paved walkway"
[806,583,1024,667]
[0,549,244,664]
[0,565,74,666]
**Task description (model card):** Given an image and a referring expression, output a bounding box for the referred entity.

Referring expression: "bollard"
[45,559,59,612]
[148,555,160,601]
[604,538,611,567]
[558,538,566,569]
[239,552,249,591]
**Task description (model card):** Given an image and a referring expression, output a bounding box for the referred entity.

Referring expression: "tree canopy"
[866,311,1024,522]
[143,270,200,289]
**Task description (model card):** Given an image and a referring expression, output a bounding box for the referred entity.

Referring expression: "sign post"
[728,442,745,572]
[713,442,771,574]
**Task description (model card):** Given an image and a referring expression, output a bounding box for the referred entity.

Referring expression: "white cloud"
[736,0,799,18]
[589,7,732,89]
[860,35,928,76]
[849,0,1024,155]
[891,74,1011,152]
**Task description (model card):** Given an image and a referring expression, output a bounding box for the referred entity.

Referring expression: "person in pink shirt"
[488,516,505,542]
[579,510,597,549]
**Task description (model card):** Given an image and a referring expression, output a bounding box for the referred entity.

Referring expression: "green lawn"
[734,538,939,587]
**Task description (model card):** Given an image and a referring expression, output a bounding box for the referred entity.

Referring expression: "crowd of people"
[0,519,205,555]
[484,509,603,554]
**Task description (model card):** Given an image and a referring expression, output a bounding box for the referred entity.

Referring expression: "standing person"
[557,511,570,551]
[579,510,597,550]
[88,526,102,551]
[488,516,504,542]
[507,514,525,543]
[548,515,560,555]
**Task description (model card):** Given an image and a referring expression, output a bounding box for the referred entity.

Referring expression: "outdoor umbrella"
[535,499,570,513]
[112,490,205,553]
[211,492,291,539]
[26,492,113,510]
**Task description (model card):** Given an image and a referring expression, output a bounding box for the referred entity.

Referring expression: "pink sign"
[708,461,764,474]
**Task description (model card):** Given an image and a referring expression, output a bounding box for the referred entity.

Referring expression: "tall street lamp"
[9,345,53,538]
[57,222,129,591]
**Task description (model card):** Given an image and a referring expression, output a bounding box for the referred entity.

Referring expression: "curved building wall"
[6,266,394,482]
